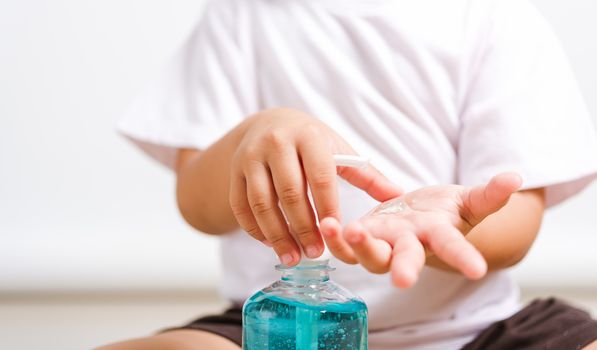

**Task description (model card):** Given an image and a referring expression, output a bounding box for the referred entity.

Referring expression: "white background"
[1,0,596,293]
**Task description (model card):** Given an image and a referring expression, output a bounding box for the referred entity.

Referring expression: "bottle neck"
[277,260,334,284]
[281,269,330,284]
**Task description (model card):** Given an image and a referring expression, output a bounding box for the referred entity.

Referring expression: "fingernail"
[261,240,272,247]
[305,245,320,259]
[321,225,335,237]
[397,270,416,288]
[347,232,363,244]
[280,253,294,265]
[469,260,487,280]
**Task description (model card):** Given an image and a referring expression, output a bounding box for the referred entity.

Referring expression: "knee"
[95,330,239,350]
[94,336,168,350]
[583,339,597,350]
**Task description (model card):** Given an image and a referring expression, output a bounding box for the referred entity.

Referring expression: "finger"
[269,149,323,259]
[245,163,301,266]
[463,172,523,226]
[338,164,403,202]
[352,214,414,244]
[320,217,357,264]
[390,232,426,288]
[344,221,392,274]
[424,224,487,279]
[298,132,340,222]
[229,173,270,247]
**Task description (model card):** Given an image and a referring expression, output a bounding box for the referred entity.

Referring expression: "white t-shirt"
[118,0,597,348]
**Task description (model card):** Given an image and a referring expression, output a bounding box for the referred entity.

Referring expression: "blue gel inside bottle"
[242,261,368,350]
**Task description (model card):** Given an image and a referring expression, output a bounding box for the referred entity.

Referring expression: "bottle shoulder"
[244,279,367,313]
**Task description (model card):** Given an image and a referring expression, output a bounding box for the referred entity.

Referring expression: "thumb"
[338,164,403,202]
[463,172,523,226]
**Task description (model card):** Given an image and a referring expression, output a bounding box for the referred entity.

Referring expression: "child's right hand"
[229,108,402,266]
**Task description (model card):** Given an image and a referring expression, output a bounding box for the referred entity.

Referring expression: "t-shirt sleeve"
[458,0,597,207]
[116,0,256,169]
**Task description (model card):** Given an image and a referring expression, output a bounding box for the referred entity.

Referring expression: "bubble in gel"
[372,198,409,216]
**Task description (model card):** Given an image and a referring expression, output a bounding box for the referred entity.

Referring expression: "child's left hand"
[320,172,522,288]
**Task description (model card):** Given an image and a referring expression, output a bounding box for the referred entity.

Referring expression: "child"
[99,0,597,349]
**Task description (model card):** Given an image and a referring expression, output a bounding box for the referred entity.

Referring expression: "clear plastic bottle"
[242,260,368,350]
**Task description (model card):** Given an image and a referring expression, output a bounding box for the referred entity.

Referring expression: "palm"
[320,172,522,288]
[368,185,473,236]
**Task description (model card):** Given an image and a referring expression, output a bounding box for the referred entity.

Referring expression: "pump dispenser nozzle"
[295,154,370,265]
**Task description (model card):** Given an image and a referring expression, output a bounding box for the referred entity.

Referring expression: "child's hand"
[229,108,402,266]
[320,173,522,287]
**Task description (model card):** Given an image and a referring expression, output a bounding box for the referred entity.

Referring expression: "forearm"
[175,117,253,235]
[426,188,545,272]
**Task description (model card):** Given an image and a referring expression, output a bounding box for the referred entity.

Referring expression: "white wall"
[0,0,216,292]
[0,0,596,292]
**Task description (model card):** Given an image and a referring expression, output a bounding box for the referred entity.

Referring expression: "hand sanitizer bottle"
[242,259,368,350]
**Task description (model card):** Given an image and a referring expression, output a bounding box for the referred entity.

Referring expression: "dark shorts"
[171,298,597,349]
